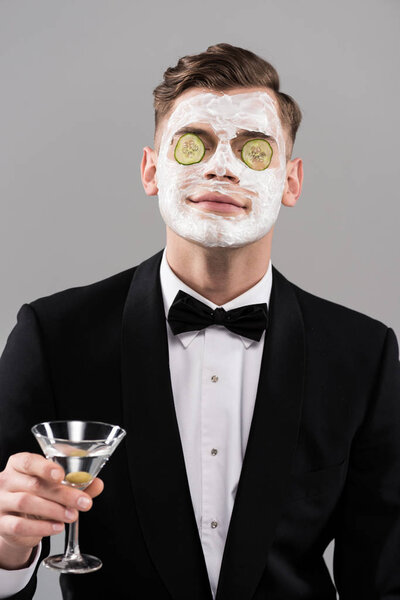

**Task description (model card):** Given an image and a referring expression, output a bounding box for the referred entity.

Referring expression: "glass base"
[43,553,102,574]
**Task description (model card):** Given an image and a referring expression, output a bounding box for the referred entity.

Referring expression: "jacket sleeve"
[333,327,400,598]
[0,304,56,599]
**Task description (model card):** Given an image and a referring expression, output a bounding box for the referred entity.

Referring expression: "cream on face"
[156,91,287,248]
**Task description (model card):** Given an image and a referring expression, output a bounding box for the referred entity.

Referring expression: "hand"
[0,452,104,569]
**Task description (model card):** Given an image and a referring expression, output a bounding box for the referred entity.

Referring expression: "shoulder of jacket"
[28,265,137,319]
[273,267,390,345]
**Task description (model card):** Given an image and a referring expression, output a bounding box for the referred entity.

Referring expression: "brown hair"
[153,43,302,157]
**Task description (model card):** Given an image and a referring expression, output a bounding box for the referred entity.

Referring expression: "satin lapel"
[216,268,306,600]
[121,250,213,600]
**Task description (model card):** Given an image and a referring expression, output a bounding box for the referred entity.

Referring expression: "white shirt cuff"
[0,542,41,598]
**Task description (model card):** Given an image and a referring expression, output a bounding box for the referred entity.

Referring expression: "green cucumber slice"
[241,139,273,171]
[174,133,205,165]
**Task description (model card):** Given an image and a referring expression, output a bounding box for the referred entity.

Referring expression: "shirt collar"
[160,247,273,349]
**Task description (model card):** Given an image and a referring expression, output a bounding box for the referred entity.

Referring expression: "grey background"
[0,0,399,597]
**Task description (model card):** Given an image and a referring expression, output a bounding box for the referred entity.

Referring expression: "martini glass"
[31,420,126,574]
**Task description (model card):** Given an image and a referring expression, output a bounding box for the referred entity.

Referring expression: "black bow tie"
[167,290,268,342]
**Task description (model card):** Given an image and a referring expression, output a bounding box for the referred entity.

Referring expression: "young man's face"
[152,87,292,248]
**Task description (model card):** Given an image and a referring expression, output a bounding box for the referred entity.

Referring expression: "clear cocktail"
[31,420,126,573]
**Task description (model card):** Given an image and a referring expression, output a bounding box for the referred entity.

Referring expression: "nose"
[203,142,240,184]
[204,167,239,183]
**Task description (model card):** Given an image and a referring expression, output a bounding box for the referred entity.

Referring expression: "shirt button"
[211,375,219,382]
[211,448,218,456]
[211,520,218,529]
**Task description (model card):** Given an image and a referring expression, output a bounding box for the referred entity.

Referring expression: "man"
[0,43,399,600]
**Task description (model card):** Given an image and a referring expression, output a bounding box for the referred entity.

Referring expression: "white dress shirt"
[0,248,272,598]
[0,545,41,598]
[160,248,272,597]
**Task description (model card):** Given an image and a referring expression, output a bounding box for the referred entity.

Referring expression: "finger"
[8,453,64,483]
[3,470,59,496]
[2,471,93,512]
[0,514,65,540]
[0,491,78,524]
[85,478,104,499]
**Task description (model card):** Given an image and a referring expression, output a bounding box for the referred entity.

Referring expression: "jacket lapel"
[215,267,306,600]
[121,249,213,600]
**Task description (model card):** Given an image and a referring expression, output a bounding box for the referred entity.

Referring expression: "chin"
[172,228,268,249]
[160,199,275,249]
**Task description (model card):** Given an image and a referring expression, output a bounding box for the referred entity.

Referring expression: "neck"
[165,227,273,306]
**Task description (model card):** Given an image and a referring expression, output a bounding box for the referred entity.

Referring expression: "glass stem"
[65,515,82,560]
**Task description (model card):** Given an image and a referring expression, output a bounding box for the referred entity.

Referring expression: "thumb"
[85,477,104,499]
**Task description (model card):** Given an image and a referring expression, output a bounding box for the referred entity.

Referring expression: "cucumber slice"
[174,133,205,165]
[241,139,273,171]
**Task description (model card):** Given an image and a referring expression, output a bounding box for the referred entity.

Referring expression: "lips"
[189,193,245,208]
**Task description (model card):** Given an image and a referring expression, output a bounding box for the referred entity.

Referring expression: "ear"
[282,157,303,207]
[141,146,158,196]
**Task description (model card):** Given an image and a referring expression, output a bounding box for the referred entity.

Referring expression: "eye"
[174,133,206,165]
[241,139,273,171]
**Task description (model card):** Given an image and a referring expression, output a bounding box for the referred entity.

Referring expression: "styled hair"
[153,43,302,156]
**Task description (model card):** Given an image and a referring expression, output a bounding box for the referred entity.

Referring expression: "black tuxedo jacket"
[1,249,400,600]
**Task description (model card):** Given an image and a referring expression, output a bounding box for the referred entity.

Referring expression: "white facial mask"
[156,91,287,248]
